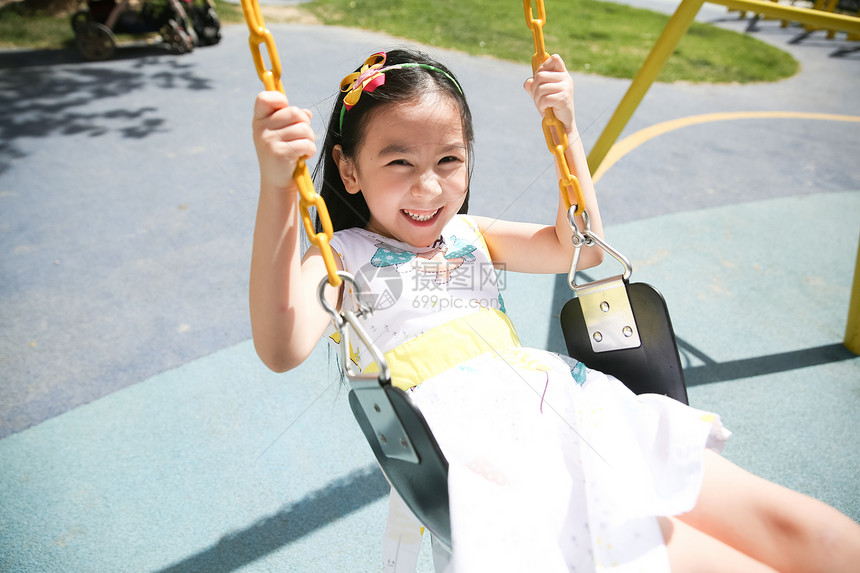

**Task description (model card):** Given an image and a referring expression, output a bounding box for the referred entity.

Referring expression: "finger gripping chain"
[240,0,341,287]
[524,0,585,216]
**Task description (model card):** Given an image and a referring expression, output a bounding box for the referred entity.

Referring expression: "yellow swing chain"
[239,0,579,287]
[523,0,585,217]
[240,0,342,288]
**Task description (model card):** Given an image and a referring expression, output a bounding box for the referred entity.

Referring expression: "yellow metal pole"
[582,0,860,352]
[719,0,860,34]
[586,0,860,175]
[587,0,704,174]
[844,233,860,355]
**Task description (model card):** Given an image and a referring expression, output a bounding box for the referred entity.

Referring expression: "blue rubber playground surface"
[1,9,859,572]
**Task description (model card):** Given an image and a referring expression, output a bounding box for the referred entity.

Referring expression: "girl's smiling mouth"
[401,208,441,223]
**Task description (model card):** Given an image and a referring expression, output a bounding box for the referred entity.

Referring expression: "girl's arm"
[476,54,604,274]
[249,91,339,372]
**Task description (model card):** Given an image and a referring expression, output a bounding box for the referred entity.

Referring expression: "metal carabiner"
[319,273,417,463]
[567,206,633,292]
[317,271,390,384]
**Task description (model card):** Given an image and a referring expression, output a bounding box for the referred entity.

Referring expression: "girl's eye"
[388,159,412,167]
[440,156,463,164]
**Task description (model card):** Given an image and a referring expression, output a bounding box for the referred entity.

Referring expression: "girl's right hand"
[252,91,317,194]
[523,54,577,137]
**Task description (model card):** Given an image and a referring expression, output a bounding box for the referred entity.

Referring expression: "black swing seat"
[348,383,452,547]
[560,280,688,404]
[346,277,687,552]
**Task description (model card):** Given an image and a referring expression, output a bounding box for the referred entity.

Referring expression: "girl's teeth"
[403,209,438,222]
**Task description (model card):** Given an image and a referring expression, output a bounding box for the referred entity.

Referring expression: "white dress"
[327,216,729,573]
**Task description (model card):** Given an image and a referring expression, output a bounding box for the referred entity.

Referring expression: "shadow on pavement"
[0,46,212,174]
[155,464,389,573]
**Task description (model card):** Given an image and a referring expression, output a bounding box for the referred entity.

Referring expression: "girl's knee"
[683,450,860,573]
[660,517,778,573]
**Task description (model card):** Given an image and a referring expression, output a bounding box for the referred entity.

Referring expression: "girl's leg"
[659,516,777,573]
[677,450,860,573]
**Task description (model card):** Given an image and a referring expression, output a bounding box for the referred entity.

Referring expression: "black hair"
[313,48,474,233]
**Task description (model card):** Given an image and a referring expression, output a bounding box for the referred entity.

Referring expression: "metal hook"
[317,272,390,384]
[567,205,633,292]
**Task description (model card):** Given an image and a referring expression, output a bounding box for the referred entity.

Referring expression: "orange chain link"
[241,0,342,287]
[523,0,585,216]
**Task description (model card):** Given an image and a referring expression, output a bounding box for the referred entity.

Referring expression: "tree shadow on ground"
[0,45,213,174]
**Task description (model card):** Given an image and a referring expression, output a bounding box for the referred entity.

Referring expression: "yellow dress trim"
[363,308,521,391]
[461,215,491,256]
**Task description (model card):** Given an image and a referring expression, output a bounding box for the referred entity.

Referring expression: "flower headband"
[338,52,463,130]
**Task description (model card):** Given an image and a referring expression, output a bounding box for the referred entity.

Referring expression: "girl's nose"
[412,172,442,198]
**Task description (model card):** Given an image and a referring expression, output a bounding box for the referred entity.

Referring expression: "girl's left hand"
[523,54,576,135]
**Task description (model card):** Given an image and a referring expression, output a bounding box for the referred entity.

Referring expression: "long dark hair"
[313,48,474,233]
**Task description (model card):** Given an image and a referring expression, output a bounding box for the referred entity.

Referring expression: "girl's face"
[335,92,469,248]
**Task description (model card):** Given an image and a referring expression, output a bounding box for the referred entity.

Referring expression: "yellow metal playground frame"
[586,0,860,355]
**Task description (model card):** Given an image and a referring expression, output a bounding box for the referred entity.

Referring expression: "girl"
[249,48,860,572]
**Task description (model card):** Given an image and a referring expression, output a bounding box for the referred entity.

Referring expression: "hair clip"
[340,52,389,112]
[338,52,464,131]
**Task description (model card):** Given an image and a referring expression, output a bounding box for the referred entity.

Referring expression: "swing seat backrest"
[348,386,452,548]
[560,281,688,404]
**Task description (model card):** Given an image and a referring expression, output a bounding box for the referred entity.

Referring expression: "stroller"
[71,0,220,61]
[185,0,221,47]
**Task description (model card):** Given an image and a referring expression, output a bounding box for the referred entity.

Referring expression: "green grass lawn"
[305,0,798,83]
[0,0,798,84]
[0,0,78,49]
